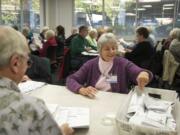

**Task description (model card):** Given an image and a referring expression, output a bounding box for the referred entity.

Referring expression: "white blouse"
[95,57,113,91]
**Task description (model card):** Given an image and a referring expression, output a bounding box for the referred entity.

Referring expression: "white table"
[28,84,128,135]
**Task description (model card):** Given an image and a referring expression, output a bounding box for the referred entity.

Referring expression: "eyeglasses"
[19,54,33,68]
[27,59,33,68]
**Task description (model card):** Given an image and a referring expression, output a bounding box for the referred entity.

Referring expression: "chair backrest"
[58,47,71,80]
[148,50,163,76]
[26,55,52,83]
[46,46,57,64]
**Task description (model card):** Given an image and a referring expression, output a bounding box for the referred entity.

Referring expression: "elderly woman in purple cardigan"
[66,33,153,98]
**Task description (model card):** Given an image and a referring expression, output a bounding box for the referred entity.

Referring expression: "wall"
[40,0,74,37]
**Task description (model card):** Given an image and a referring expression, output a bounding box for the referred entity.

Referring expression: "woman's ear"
[9,54,20,74]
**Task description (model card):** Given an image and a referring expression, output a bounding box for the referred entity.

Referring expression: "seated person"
[0,26,73,135]
[86,28,98,50]
[65,27,78,47]
[39,29,57,69]
[162,28,180,51]
[39,26,49,43]
[70,25,96,68]
[125,26,154,69]
[70,25,96,57]
[22,26,40,56]
[66,33,153,98]
[56,25,66,58]
[169,28,180,63]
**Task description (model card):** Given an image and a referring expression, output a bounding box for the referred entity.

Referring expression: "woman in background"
[56,25,65,58]
[125,27,154,69]
[86,28,98,50]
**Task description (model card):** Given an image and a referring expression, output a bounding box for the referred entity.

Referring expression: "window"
[74,0,180,40]
[0,0,40,32]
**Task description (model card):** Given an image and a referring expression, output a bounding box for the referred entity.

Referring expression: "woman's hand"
[136,71,150,90]
[60,123,74,135]
[79,86,98,98]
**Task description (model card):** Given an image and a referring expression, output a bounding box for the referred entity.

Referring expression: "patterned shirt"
[0,77,62,135]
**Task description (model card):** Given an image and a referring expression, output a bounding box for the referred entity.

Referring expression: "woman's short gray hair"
[0,26,29,67]
[45,29,55,40]
[169,28,180,39]
[97,33,117,52]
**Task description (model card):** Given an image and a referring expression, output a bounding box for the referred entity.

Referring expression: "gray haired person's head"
[0,26,29,68]
[97,33,118,52]
[169,28,180,39]
[171,28,180,41]
[45,29,55,40]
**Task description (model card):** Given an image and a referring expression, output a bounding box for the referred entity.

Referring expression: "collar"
[0,77,20,93]
[98,57,113,76]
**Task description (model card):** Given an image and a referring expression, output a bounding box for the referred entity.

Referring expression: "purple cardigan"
[66,56,153,94]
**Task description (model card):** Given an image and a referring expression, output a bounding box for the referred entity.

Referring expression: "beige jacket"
[162,50,180,85]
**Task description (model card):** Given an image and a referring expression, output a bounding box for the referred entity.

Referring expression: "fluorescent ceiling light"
[75,8,84,12]
[163,7,173,10]
[126,13,136,16]
[136,8,146,11]
[82,0,93,4]
[142,5,152,8]
[163,4,174,7]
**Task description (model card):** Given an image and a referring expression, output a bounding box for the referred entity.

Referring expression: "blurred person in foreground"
[0,26,73,135]
[66,33,153,98]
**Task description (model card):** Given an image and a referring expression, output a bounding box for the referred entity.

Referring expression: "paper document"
[18,80,46,93]
[127,90,176,130]
[46,104,90,128]
[88,50,98,53]
[81,51,99,56]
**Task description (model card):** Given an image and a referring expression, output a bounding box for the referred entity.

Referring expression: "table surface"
[28,84,180,135]
[28,84,127,135]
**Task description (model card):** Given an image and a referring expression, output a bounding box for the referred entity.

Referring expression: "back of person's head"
[45,30,55,40]
[71,27,78,35]
[169,28,180,39]
[105,27,113,33]
[56,25,65,36]
[22,26,30,37]
[0,26,29,68]
[97,27,106,39]
[89,28,97,38]
[176,29,180,41]
[12,25,19,31]
[97,33,117,52]
[41,26,49,34]
[136,26,149,39]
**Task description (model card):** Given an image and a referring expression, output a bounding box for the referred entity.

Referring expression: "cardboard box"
[115,86,179,135]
